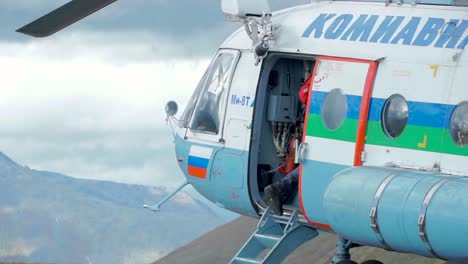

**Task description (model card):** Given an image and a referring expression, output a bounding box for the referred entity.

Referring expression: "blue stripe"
[310,92,362,120]
[188,156,209,168]
[309,91,456,129]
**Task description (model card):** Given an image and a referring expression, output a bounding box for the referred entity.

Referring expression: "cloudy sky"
[0,0,308,190]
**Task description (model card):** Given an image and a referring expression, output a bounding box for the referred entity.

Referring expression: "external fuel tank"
[323,167,468,261]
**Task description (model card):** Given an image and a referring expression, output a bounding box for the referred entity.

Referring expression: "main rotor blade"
[16,0,118,38]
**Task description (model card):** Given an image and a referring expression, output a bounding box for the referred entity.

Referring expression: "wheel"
[362,261,384,264]
[336,261,358,264]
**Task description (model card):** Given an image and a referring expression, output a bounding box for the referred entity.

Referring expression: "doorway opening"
[249,52,316,215]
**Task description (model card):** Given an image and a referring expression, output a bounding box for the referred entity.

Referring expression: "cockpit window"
[189,52,235,134]
[179,71,209,127]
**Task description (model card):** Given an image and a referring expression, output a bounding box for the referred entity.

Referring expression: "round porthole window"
[450,101,468,147]
[321,88,347,131]
[382,94,409,139]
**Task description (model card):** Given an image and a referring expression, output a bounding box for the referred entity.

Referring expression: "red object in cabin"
[299,74,313,105]
[279,137,298,175]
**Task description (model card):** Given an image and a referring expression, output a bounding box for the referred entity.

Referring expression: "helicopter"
[16,0,468,263]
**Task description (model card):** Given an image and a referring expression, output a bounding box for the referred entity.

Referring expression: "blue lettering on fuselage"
[302,14,468,49]
[369,16,405,44]
[231,94,251,107]
[325,14,354,39]
[341,15,379,42]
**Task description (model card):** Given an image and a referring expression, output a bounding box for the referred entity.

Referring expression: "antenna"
[221,0,277,65]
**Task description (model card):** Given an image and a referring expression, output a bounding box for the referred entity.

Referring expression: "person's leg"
[280,167,299,202]
[264,182,283,216]
[264,166,299,216]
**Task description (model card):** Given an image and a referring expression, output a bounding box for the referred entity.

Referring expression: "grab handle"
[297,142,309,164]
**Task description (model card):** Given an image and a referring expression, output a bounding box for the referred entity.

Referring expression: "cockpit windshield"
[188,53,235,134]
[179,50,238,133]
[179,71,208,128]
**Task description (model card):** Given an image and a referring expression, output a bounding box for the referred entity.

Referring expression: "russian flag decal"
[188,146,212,179]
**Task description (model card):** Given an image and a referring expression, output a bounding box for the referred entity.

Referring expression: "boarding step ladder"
[231,208,319,264]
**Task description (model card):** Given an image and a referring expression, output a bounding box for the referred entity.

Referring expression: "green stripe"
[306,114,358,142]
[366,121,468,156]
[306,114,468,156]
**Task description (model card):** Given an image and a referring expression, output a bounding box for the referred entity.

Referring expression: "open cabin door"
[299,56,378,228]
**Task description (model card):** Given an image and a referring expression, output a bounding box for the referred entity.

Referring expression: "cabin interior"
[249,53,316,213]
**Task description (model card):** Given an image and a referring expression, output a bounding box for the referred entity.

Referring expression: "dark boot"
[264,183,283,216]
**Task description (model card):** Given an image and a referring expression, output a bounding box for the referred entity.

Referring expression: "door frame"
[299,55,379,228]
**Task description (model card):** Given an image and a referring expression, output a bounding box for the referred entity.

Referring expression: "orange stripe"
[354,61,379,166]
[299,164,308,222]
[311,221,332,229]
[188,166,207,179]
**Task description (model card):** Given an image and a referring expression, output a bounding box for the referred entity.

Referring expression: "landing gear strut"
[332,237,360,264]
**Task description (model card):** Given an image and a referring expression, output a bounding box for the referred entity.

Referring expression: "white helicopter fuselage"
[15,0,468,262]
[174,1,468,261]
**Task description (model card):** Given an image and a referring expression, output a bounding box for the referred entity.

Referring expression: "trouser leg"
[264,166,299,216]
[279,166,299,202]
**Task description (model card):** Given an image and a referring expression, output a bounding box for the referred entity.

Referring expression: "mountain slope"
[155,216,445,264]
[0,152,226,264]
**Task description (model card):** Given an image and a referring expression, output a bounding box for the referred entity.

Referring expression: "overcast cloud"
[0,36,208,188]
[0,0,309,190]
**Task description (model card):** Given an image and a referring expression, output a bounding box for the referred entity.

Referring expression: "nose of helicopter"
[164,101,189,177]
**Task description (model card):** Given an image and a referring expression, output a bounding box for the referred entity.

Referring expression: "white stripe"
[363,144,439,170]
[440,153,468,176]
[305,136,355,166]
[364,144,468,176]
[189,145,213,159]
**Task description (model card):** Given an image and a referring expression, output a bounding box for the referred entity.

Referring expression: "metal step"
[268,214,291,225]
[230,208,319,264]
[232,257,262,264]
[254,234,281,249]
